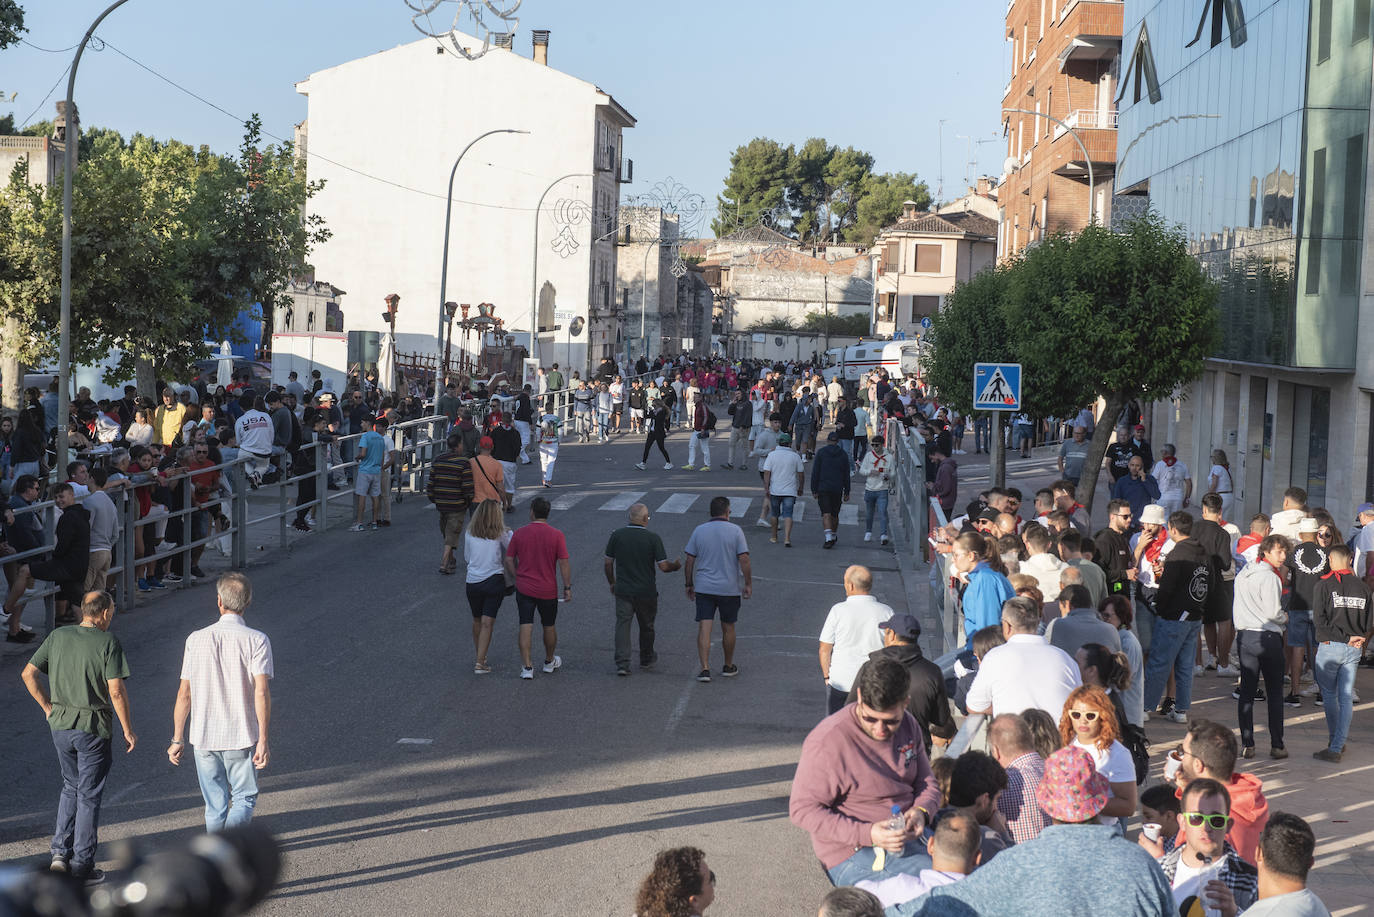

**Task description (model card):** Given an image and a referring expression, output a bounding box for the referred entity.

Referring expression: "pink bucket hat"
[1036,746,1110,823]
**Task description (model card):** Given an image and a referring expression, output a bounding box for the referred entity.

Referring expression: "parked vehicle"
[822,341,922,383]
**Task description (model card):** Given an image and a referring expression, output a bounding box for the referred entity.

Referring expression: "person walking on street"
[466,500,512,675]
[637,399,674,471]
[470,436,506,513]
[488,413,522,509]
[725,389,751,470]
[749,413,782,526]
[1310,544,1371,763]
[683,393,713,471]
[818,565,894,714]
[762,432,805,547]
[858,435,893,545]
[426,431,475,574]
[604,503,682,676]
[504,496,571,679]
[167,573,272,833]
[684,496,752,682]
[1142,511,1212,727]
[536,411,560,488]
[1152,443,1193,516]
[1233,534,1291,760]
[812,431,852,549]
[20,592,135,884]
[349,416,390,532]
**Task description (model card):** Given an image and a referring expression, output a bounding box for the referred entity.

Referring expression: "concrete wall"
[297,36,628,378]
[0,136,61,187]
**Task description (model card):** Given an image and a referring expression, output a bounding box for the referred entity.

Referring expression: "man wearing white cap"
[1284,517,1327,708]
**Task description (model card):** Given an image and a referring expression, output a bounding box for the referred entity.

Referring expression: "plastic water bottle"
[887,804,905,834]
[1196,854,1224,917]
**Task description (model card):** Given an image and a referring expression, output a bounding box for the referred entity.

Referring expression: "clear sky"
[4,0,1011,220]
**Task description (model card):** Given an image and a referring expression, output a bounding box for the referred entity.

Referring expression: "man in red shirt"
[504,496,572,680]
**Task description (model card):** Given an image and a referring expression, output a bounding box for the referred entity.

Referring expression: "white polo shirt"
[819,594,895,692]
[965,634,1082,718]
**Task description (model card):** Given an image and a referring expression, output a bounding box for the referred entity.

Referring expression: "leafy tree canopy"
[0,0,24,50]
[713,136,929,245]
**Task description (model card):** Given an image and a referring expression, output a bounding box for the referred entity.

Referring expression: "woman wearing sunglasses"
[1058,686,1138,829]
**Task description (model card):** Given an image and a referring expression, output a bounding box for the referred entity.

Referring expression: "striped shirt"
[426,450,474,514]
[180,614,273,751]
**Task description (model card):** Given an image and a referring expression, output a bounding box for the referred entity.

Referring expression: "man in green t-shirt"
[21,591,136,884]
[604,503,681,676]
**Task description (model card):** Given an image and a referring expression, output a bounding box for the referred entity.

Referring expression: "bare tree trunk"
[1080,390,1128,520]
[1,314,25,413]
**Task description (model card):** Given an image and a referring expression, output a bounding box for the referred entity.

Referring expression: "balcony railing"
[1060,0,1121,18]
[1053,108,1119,138]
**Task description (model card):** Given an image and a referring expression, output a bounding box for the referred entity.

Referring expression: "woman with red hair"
[1058,685,1138,827]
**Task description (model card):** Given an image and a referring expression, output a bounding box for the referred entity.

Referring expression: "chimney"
[493,32,513,50]
[901,199,918,220]
[976,176,992,198]
[53,100,79,144]
[532,29,549,65]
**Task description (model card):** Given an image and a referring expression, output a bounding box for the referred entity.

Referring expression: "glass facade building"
[1117,0,1371,369]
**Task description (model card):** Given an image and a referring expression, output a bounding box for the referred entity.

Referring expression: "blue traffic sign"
[973,363,1022,411]
[920,316,933,330]
[893,329,906,340]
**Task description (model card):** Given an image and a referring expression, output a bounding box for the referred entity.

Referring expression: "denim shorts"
[769,495,796,519]
[1286,609,1315,648]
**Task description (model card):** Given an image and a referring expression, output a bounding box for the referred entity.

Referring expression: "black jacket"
[847,642,956,752]
[727,399,752,429]
[1093,527,1133,595]
[1155,538,1212,622]
[1287,542,1330,611]
[52,504,91,580]
[488,426,522,463]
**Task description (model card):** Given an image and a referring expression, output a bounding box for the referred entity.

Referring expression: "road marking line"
[550,492,590,510]
[665,682,693,734]
[599,491,647,511]
[839,504,859,526]
[728,496,753,518]
[656,493,699,514]
[512,490,537,505]
[107,781,145,805]
[751,577,843,586]
[397,738,434,745]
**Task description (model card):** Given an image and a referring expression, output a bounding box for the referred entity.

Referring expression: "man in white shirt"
[818,565,894,714]
[1151,443,1193,516]
[965,596,1082,718]
[1269,487,1308,542]
[167,572,273,832]
[762,433,805,547]
[1351,503,1374,577]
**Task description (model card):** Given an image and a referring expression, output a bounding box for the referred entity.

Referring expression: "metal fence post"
[42,503,56,628]
[315,440,329,535]
[232,461,248,569]
[278,473,288,548]
[178,472,193,590]
[119,488,135,611]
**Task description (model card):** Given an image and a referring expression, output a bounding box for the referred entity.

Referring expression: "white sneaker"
[756,517,770,527]
[864,532,872,542]
[520,667,534,680]
[663,462,674,470]
[1166,710,1189,724]
[349,523,366,532]
[1216,665,1240,677]
[635,462,647,470]
[1300,684,1320,697]
[880,535,889,545]
[1193,665,1205,676]
[542,655,562,674]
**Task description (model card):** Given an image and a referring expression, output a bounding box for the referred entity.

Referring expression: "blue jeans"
[1143,617,1202,713]
[194,747,260,832]
[50,729,112,871]
[864,489,889,537]
[826,839,932,887]
[973,418,990,452]
[1314,641,1361,752]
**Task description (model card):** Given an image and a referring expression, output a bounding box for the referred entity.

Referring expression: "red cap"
[479,436,494,450]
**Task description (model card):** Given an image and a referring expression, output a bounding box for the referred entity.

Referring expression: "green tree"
[924,263,1017,416]
[0,0,25,50]
[798,311,870,337]
[712,137,792,236]
[848,172,931,245]
[788,138,874,243]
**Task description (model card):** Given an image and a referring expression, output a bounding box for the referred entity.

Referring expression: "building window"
[914,244,942,273]
[1306,147,1327,295]
[1291,385,1330,507]
[1317,0,1332,62]
[883,241,900,272]
[1188,0,1248,50]
[1343,133,1365,294]
[877,293,895,323]
[912,296,940,323]
[1357,0,1371,43]
[1118,24,1162,105]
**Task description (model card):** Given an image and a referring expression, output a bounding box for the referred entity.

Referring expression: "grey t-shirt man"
[683,518,749,596]
[1045,607,1123,656]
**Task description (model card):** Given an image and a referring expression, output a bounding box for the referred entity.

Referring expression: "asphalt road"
[0,425,910,916]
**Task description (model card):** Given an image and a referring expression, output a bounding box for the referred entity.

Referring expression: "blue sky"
[5,0,1010,218]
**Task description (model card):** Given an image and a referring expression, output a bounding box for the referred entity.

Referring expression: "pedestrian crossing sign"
[973,363,1021,411]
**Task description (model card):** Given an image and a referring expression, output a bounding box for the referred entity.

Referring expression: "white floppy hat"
[1298,516,1320,533]
[1140,504,1167,526]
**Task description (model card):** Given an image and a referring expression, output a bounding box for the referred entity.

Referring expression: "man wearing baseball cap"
[887,746,1172,915]
[846,612,955,754]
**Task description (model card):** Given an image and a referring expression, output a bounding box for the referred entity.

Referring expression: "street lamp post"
[1003,107,1095,226]
[57,0,134,475]
[442,300,459,383]
[434,128,528,404]
[529,172,591,367]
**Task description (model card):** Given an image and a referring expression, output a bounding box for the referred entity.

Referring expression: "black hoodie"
[846,641,956,752]
[1155,537,1212,622]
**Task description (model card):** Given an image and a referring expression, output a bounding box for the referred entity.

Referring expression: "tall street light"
[1003,107,1095,227]
[434,128,528,402]
[57,0,133,474]
[528,172,591,367]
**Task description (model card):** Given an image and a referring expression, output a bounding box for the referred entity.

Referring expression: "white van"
[822,341,922,383]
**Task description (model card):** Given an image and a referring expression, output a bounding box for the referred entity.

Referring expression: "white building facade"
[296,31,633,378]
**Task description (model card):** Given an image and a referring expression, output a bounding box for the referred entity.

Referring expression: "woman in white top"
[1060,685,1138,829]
[125,408,155,446]
[465,499,513,674]
[1207,449,1235,519]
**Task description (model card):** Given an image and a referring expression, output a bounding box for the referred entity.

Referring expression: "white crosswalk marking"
[598,491,647,512]
[839,504,859,526]
[513,490,537,506]
[655,493,699,514]
[550,492,591,510]
[728,496,753,519]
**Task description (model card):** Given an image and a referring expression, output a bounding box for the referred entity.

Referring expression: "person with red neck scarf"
[1232,535,1291,760]
[1151,443,1193,517]
[1310,544,1374,763]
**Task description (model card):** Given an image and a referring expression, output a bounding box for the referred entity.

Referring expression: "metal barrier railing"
[2,414,449,634]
